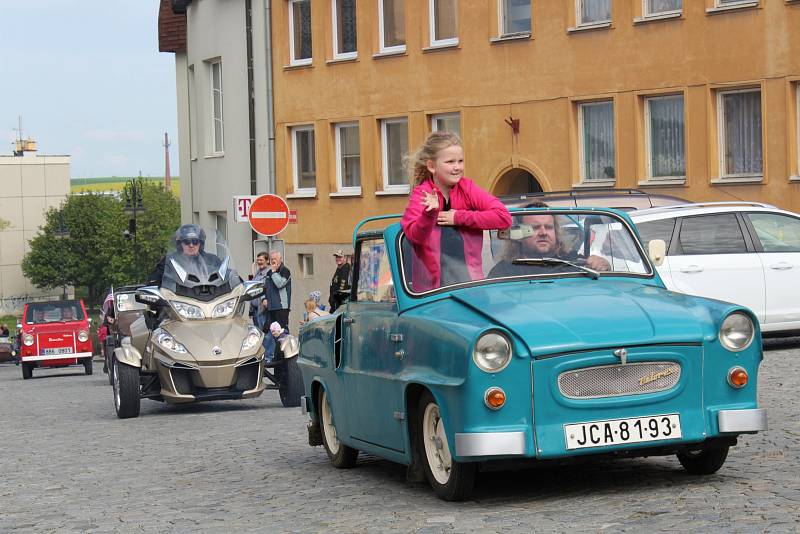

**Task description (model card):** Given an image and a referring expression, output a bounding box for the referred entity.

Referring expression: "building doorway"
[493,168,543,196]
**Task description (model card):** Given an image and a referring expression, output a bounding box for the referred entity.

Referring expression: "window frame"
[335,122,362,195]
[289,0,313,67]
[299,253,315,278]
[716,87,763,180]
[208,59,224,155]
[498,0,532,36]
[431,112,461,136]
[381,117,410,194]
[643,0,682,17]
[428,0,459,47]
[796,83,800,178]
[291,125,317,195]
[332,0,357,60]
[578,100,616,184]
[674,213,750,256]
[378,0,406,54]
[644,93,686,180]
[576,0,611,26]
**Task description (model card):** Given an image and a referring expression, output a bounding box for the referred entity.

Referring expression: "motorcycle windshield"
[162,227,242,301]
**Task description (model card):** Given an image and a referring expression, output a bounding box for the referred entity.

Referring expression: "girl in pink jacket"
[401,131,512,292]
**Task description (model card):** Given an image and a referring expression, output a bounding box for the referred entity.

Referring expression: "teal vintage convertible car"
[298,207,767,501]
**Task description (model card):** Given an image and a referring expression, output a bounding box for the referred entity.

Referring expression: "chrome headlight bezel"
[154,328,188,354]
[472,331,512,373]
[211,298,238,319]
[77,330,89,342]
[240,326,262,353]
[23,333,34,346]
[170,300,205,320]
[719,312,755,352]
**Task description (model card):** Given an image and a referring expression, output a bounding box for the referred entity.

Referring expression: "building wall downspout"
[263,0,276,195]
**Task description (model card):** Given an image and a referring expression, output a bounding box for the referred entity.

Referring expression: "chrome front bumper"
[454,431,526,457]
[718,409,768,433]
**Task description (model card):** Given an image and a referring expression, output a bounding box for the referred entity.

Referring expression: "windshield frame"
[397,208,656,298]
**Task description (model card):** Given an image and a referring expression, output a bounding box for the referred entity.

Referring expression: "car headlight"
[212,298,237,318]
[155,329,188,354]
[240,326,262,353]
[719,312,755,352]
[23,333,34,346]
[472,331,512,373]
[77,330,89,342]
[171,301,205,320]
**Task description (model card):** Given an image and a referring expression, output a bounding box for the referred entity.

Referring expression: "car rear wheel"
[319,388,358,468]
[83,358,93,375]
[113,362,140,419]
[417,391,476,501]
[21,363,32,380]
[677,446,729,475]
[278,358,303,408]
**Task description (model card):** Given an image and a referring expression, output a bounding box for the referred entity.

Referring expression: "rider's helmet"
[174,224,206,253]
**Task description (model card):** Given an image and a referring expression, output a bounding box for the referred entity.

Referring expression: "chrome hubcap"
[423,402,451,485]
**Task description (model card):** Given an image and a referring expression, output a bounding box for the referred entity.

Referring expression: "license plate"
[564,414,681,450]
[42,347,74,356]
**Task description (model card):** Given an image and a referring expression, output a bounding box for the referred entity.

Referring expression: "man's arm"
[270,266,291,289]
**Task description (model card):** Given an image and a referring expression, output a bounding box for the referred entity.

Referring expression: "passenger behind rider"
[489,207,611,277]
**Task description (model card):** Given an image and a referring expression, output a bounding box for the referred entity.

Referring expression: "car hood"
[25,322,87,334]
[449,279,714,355]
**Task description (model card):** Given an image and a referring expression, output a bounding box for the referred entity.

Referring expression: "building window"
[299,254,315,278]
[214,212,228,257]
[381,118,409,192]
[796,84,800,176]
[429,0,458,46]
[718,88,762,178]
[645,94,685,179]
[500,0,531,35]
[208,59,224,154]
[188,65,197,159]
[289,0,313,66]
[431,113,461,136]
[379,0,405,53]
[292,125,316,193]
[644,0,681,16]
[333,0,357,59]
[716,0,752,6]
[335,122,361,193]
[579,101,615,182]
[577,0,611,25]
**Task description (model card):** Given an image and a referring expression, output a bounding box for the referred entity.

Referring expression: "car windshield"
[161,227,242,298]
[25,301,85,323]
[400,210,651,294]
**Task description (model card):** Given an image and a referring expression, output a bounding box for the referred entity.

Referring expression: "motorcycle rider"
[148,224,214,286]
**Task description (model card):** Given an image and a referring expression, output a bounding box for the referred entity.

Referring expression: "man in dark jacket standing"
[328,249,351,312]
[265,250,292,331]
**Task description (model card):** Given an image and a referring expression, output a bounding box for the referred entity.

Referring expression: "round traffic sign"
[247,194,290,236]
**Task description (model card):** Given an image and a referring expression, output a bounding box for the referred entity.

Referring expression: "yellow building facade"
[269,0,800,248]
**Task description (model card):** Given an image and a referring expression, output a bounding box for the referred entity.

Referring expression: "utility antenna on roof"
[12,115,37,156]
[163,132,172,191]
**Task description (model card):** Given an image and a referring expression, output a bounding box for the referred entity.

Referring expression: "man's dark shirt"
[329,262,351,311]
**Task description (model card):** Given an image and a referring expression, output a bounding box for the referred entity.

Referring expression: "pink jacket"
[401,177,512,291]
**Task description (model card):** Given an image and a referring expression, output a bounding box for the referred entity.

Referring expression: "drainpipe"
[263,0,276,195]
[246,0,258,247]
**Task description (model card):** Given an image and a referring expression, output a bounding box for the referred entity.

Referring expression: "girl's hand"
[421,191,439,212]
[437,209,457,226]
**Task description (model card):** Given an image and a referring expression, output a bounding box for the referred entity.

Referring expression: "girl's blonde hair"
[304,299,317,313]
[405,130,463,187]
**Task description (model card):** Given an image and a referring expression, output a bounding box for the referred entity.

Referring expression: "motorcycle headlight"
[155,329,188,354]
[171,301,205,320]
[472,331,512,373]
[212,298,237,318]
[77,330,89,342]
[719,312,755,352]
[23,333,34,346]
[240,326,262,353]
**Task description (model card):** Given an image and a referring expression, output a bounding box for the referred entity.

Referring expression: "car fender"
[114,344,142,368]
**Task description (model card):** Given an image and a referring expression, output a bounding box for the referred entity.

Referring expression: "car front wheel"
[277,358,303,408]
[21,363,32,380]
[83,358,93,375]
[417,391,476,501]
[677,447,729,475]
[113,362,140,419]
[319,388,358,468]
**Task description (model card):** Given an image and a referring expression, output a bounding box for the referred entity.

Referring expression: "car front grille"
[558,361,681,399]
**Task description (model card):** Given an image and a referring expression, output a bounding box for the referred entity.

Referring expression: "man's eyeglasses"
[182,239,200,246]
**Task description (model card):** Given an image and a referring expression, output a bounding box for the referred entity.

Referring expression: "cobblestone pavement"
[2,339,799,533]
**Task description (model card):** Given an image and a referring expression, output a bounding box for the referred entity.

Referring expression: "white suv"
[630,202,800,336]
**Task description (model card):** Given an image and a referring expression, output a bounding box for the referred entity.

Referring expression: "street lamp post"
[123,176,145,276]
[53,208,70,299]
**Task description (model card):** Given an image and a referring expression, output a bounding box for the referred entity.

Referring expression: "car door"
[665,213,765,322]
[743,212,800,330]
[341,236,406,452]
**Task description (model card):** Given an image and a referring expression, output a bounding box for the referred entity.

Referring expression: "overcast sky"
[0,1,178,179]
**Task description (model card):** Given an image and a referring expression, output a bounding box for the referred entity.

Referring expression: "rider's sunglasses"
[182,239,200,246]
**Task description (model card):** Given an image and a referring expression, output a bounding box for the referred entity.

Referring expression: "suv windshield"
[25,301,85,323]
[400,210,651,295]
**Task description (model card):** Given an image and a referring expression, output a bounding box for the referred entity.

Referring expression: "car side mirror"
[648,239,666,267]
[16,323,22,329]
[87,317,92,324]
[242,280,265,301]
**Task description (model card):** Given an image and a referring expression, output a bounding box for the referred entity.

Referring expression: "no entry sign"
[247,194,290,236]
